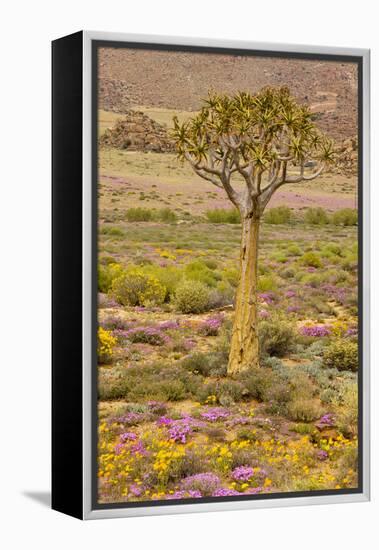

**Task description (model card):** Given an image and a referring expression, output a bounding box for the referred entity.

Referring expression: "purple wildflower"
[121,326,169,346]
[167,416,205,443]
[181,473,221,496]
[158,320,180,330]
[114,443,125,455]
[130,441,148,456]
[226,416,252,428]
[201,407,230,422]
[120,432,137,442]
[317,450,328,461]
[212,488,241,497]
[316,413,335,430]
[300,325,332,337]
[166,490,202,499]
[258,292,275,305]
[129,484,143,497]
[156,415,173,426]
[198,316,223,336]
[232,466,255,482]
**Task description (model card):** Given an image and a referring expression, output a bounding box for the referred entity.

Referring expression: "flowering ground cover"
[97,115,358,504]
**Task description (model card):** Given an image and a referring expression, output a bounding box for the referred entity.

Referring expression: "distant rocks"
[99,110,175,153]
[332,136,358,176]
[98,78,132,113]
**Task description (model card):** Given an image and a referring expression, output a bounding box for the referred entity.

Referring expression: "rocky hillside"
[98,47,358,143]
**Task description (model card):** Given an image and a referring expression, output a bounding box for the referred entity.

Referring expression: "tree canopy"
[172,86,336,217]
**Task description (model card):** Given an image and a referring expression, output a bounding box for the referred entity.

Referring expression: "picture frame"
[52,30,370,520]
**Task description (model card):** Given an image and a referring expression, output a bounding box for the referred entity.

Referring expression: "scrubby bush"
[100,225,125,237]
[182,351,227,377]
[337,384,358,437]
[174,279,210,313]
[156,207,177,222]
[304,207,329,225]
[322,339,358,372]
[332,208,358,226]
[259,315,297,357]
[195,379,245,405]
[264,206,292,225]
[122,326,167,346]
[238,367,276,402]
[125,207,153,221]
[143,265,182,301]
[208,281,234,309]
[97,327,116,364]
[300,251,322,268]
[258,274,277,292]
[98,262,124,293]
[286,399,323,422]
[112,268,166,306]
[222,267,239,287]
[99,362,202,402]
[185,260,220,287]
[205,208,240,224]
[287,244,302,256]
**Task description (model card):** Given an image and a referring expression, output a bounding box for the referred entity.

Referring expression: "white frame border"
[82,31,370,520]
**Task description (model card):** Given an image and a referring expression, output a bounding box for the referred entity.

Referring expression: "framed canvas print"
[52,31,370,519]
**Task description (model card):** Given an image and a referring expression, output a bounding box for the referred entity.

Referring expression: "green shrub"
[112,268,166,306]
[208,281,234,308]
[259,315,297,357]
[143,265,182,301]
[222,267,239,287]
[204,259,218,270]
[300,251,322,268]
[337,384,358,437]
[100,225,125,237]
[195,379,245,405]
[156,207,177,222]
[98,362,202,402]
[291,423,316,435]
[286,399,323,422]
[287,244,302,256]
[174,279,210,313]
[304,207,329,225]
[238,367,274,402]
[322,339,358,372]
[205,208,240,224]
[182,352,214,377]
[185,260,220,287]
[125,207,153,222]
[264,206,292,224]
[322,243,343,257]
[98,262,124,293]
[300,273,325,288]
[258,274,277,292]
[332,208,358,226]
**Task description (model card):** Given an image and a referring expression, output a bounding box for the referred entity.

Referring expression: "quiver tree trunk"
[227,215,260,375]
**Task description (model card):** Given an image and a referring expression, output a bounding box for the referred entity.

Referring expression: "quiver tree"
[172,86,335,375]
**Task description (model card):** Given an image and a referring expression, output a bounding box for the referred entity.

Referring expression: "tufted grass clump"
[264,206,293,225]
[304,207,329,225]
[205,208,240,224]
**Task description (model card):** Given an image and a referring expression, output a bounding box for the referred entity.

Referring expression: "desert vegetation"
[96,55,359,504]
